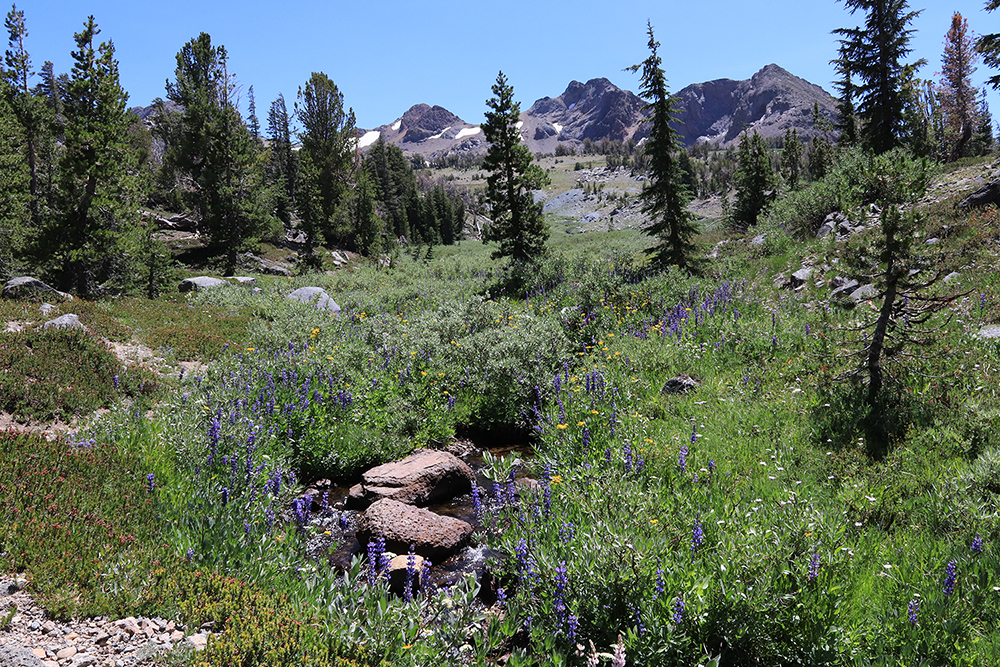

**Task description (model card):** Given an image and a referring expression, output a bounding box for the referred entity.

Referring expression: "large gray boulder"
[2,277,73,302]
[179,276,226,292]
[287,286,341,314]
[357,499,473,562]
[347,449,474,509]
[42,314,85,331]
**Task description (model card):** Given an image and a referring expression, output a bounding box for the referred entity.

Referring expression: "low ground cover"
[2,184,1000,665]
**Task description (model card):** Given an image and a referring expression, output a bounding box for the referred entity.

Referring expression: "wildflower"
[554,561,568,625]
[559,522,576,544]
[908,596,919,625]
[146,473,155,493]
[567,614,579,641]
[611,634,626,667]
[943,559,957,596]
[708,460,716,473]
[113,374,120,391]
[220,487,229,506]
[471,484,483,521]
[672,596,685,624]
[691,518,704,553]
[404,545,417,604]
[808,553,820,582]
[186,548,194,561]
[654,568,665,598]
[972,535,984,554]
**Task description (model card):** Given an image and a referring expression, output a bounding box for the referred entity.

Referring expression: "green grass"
[4,160,1000,665]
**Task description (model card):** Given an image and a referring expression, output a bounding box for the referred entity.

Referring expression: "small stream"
[303,438,535,589]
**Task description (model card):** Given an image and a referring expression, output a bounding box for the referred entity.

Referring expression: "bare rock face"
[347,449,474,509]
[357,499,473,562]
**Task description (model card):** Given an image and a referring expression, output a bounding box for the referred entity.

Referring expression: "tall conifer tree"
[834,0,925,154]
[481,71,549,263]
[626,22,697,270]
[295,72,356,264]
[47,16,141,296]
[939,12,978,161]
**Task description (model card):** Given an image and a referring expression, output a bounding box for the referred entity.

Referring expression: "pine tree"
[0,88,28,275]
[246,84,261,144]
[165,33,275,275]
[939,12,979,161]
[731,130,777,230]
[968,87,995,155]
[350,169,384,257]
[295,72,356,263]
[266,93,295,224]
[363,136,414,242]
[625,23,697,269]
[978,1,1000,89]
[833,0,926,154]
[780,128,804,190]
[481,71,550,263]
[3,4,41,225]
[45,16,141,297]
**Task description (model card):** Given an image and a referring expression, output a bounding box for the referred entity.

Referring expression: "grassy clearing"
[2,165,1000,664]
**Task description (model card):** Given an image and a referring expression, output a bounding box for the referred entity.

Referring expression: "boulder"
[261,262,293,277]
[38,303,57,315]
[959,177,1000,210]
[790,267,813,287]
[179,276,226,292]
[661,374,700,395]
[227,276,256,286]
[977,325,1000,339]
[357,499,473,562]
[849,284,876,303]
[287,286,341,314]
[42,314,85,331]
[2,276,73,302]
[387,553,425,596]
[347,449,474,509]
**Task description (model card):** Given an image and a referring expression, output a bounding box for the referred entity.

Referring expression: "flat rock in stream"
[347,449,474,509]
[357,499,473,562]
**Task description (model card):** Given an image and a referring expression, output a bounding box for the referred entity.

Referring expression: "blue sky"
[9,0,1000,130]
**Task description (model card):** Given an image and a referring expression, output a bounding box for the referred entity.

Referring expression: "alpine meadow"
[5,2,1000,666]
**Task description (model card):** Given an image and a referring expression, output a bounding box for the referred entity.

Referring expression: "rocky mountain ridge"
[358,64,838,158]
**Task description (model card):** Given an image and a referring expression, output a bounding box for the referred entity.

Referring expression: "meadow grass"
[2,197,1000,665]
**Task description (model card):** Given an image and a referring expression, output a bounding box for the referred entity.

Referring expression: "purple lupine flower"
[708,460,716,473]
[943,559,957,596]
[672,597,685,624]
[567,614,579,641]
[339,513,349,532]
[908,597,919,624]
[559,522,576,544]
[623,442,633,472]
[604,448,612,465]
[581,427,590,451]
[654,568,665,598]
[691,519,704,553]
[678,443,688,474]
[113,374,120,391]
[220,487,229,506]
[471,484,483,521]
[972,536,983,554]
[554,561,568,625]
[244,520,252,536]
[146,473,155,493]
[368,536,385,585]
[496,587,507,606]
[808,553,820,582]
[404,545,417,603]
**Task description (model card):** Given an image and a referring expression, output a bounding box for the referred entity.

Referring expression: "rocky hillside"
[672,64,839,147]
